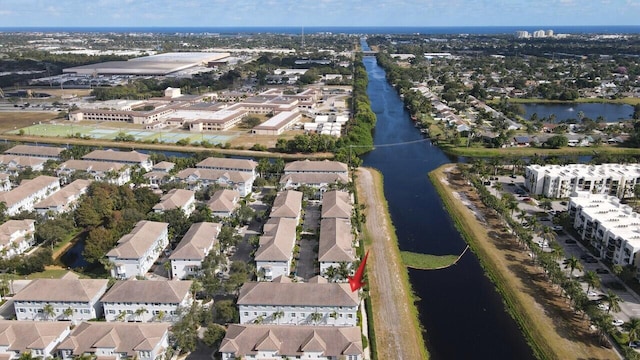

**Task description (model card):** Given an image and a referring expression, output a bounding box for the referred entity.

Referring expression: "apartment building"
[57,160,131,186]
[152,189,196,216]
[4,145,64,160]
[106,221,169,279]
[0,219,35,258]
[0,175,60,216]
[318,218,355,277]
[169,222,221,279]
[255,217,298,281]
[0,321,70,359]
[82,149,153,171]
[284,159,348,176]
[33,179,91,216]
[175,168,254,196]
[207,189,240,218]
[269,190,302,221]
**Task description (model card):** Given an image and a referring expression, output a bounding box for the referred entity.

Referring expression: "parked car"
[587,290,599,297]
[613,319,624,326]
[630,340,640,348]
[565,239,577,244]
[596,268,609,274]
[598,303,610,311]
[585,258,598,264]
[552,226,563,231]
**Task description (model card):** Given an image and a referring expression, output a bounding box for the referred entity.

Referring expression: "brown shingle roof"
[280,173,349,186]
[106,221,168,259]
[318,218,355,263]
[82,149,149,163]
[152,189,194,212]
[170,222,221,260]
[0,321,69,352]
[0,175,59,208]
[207,189,239,213]
[321,190,352,219]
[176,168,253,184]
[270,190,302,218]
[284,159,348,173]
[254,218,297,262]
[196,157,257,171]
[13,278,108,302]
[4,145,64,158]
[100,280,192,304]
[0,219,34,247]
[237,281,358,307]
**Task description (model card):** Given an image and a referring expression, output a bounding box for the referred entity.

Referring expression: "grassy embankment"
[400,251,459,270]
[487,97,640,106]
[429,164,553,360]
[444,145,640,157]
[358,169,429,360]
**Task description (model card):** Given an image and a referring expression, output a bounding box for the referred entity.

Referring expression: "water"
[522,102,634,123]
[60,238,90,268]
[360,51,535,358]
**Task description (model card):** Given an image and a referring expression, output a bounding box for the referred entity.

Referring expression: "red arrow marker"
[348,250,369,292]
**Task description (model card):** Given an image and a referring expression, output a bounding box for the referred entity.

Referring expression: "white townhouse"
[0,174,11,192]
[196,157,258,177]
[13,277,109,323]
[0,321,71,359]
[0,219,36,258]
[0,175,60,216]
[237,276,359,326]
[207,189,240,218]
[269,190,303,221]
[169,222,221,279]
[106,221,169,279]
[525,163,640,199]
[321,190,352,219]
[33,179,92,217]
[279,172,349,191]
[101,280,193,323]
[175,168,254,196]
[319,218,356,277]
[284,159,348,176]
[4,144,65,160]
[57,322,170,360]
[219,324,363,360]
[57,160,131,186]
[255,217,298,281]
[0,155,46,173]
[152,189,196,216]
[143,161,175,187]
[82,149,153,172]
[569,193,640,273]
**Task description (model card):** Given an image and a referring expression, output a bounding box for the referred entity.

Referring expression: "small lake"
[522,103,634,122]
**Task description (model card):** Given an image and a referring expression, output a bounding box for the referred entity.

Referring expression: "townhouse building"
[0,219,36,258]
[106,221,169,279]
[255,217,297,281]
[196,157,258,179]
[33,179,92,216]
[269,190,302,221]
[283,159,348,177]
[13,277,109,323]
[57,160,131,186]
[237,276,358,326]
[207,189,240,218]
[152,189,196,216]
[0,155,46,173]
[82,149,153,172]
[169,222,221,279]
[57,322,170,360]
[318,218,355,277]
[219,324,363,360]
[143,161,175,187]
[321,190,352,219]
[0,174,10,192]
[4,144,65,160]
[175,168,254,196]
[101,280,193,322]
[279,172,349,191]
[0,175,60,216]
[0,321,71,359]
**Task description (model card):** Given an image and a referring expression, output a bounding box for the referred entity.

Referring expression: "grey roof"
[270,190,302,218]
[152,189,194,212]
[207,189,240,213]
[106,221,168,259]
[101,280,192,304]
[254,218,297,262]
[82,149,150,163]
[219,324,362,357]
[238,280,358,307]
[4,145,64,158]
[280,173,349,186]
[321,190,352,219]
[57,322,170,357]
[196,157,257,171]
[284,159,348,174]
[319,218,355,263]
[0,321,70,352]
[170,222,221,260]
[0,175,59,208]
[13,278,108,302]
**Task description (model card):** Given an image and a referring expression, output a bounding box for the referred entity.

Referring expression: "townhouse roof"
[0,175,59,208]
[34,179,91,210]
[106,221,168,259]
[101,280,192,304]
[0,321,70,352]
[59,159,126,172]
[152,189,194,212]
[143,171,171,181]
[279,173,349,186]
[13,278,108,302]
[219,324,362,357]
[196,157,257,171]
[207,189,240,213]
[152,161,175,171]
[254,217,297,262]
[4,145,65,159]
[321,190,352,219]
[319,218,355,263]
[284,159,348,174]
[170,222,221,260]
[270,190,302,218]
[238,280,358,307]
[82,149,150,164]
[57,322,170,357]
[0,219,35,247]
[175,168,253,184]
[0,155,47,169]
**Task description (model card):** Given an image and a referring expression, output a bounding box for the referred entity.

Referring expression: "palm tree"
[583,270,601,292]
[134,307,148,322]
[603,290,623,314]
[155,310,166,322]
[63,307,74,321]
[116,311,127,322]
[42,303,55,321]
[563,256,583,277]
[253,315,264,324]
[493,182,503,193]
[624,317,640,342]
[272,310,284,325]
[310,312,322,325]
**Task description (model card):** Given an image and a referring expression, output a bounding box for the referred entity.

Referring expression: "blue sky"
[0,0,638,27]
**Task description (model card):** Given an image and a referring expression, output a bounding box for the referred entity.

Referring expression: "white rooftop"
[571,193,640,244]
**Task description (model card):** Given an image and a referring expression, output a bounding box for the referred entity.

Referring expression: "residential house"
[169,222,221,279]
[283,159,348,177]
[318,218,355,277]
[207,189,240,218]
[57,160,131,186]
[255,217,298,281]
[269,190,302,221]
[152,189,196,216]
[101,280,193,322]
[57,322,170,360]
[237,276,358,326]
[175,168,254,196]
[0,174,11,192]
[0,219,35,258]
[321,190,352,219]
[82,149,153,172]
[0,155,46,173]
[33,179,91,216]
[13,277,109,322]
[196,157,258,179]
[279,173,349,192]
[106,221,169,279]
[0,321,70,359]
[513,136,531,147]
[0,175,60,216]
[143,161,175,187]
[219,324,363,360]
[4,144,64,160]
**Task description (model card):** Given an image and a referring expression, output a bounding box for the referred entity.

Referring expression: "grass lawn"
[445,144,640,157]
[400,251,459,270]
[0,112,59,132]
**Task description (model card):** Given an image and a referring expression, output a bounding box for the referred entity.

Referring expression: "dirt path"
[356,167,426,360]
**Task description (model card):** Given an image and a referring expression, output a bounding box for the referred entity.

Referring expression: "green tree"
[214,300,239,324]
[563,256,583,277]
[42,303,55,320]
[583,270,601,292]
[603,290,623,314]
[545,135,568,149]
[202,324,226,348]
[624,317,640,342]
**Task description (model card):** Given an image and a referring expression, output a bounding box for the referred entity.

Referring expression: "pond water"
[522,102,634,122]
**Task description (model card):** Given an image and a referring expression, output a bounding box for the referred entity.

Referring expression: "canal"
[360,51,535,358]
